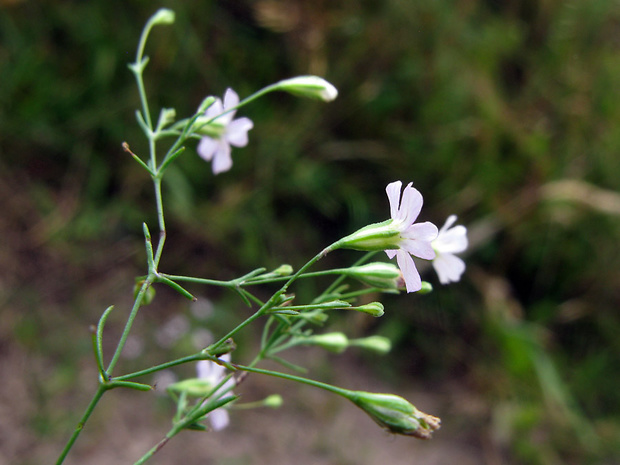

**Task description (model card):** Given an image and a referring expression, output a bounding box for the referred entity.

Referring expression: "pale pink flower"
[196,353,235,431]
[197,88,253,174]
[384,181,438,292]
[432,215,468,284]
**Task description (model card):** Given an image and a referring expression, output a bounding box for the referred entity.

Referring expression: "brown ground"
[1,339,491,465]
[0,171,491,465]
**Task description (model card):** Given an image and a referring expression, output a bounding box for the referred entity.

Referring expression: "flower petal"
[396,250,422,292]
[204,98,223,119]
[401,221,438,242]
[197,137,219,161]
[399,222,438,260]
[209,409,230,431]
[227,117,254,147]
[223,88,240,111]
[432,253,466,284]
[434,225,468,254]
[386,181,403,221]
[438,215,458,234]
[398,183,423,228]
[196,360,213,379]
[211,141,233,174]
[400,239,435,261]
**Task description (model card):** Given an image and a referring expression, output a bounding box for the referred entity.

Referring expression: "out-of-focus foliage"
[2,1,620,463]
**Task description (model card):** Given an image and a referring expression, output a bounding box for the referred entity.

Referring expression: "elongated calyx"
[344,262,402,289]
[347,391,441,439]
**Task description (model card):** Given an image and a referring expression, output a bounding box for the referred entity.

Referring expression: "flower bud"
[275,76,338,102]
[347,391,441,439]
[197,96,217,114]
[150,8,175,26]
[157,107,176,129]
[263,394,283,408]
[417,281,433,294]
[350,302,384,317]
[349,335,392,355]
[297,310,329,325]
[167,378,214,397]
[300,332,349,353]
[344,262,402,289]
[273,264,293,276]
[205,338,237,357]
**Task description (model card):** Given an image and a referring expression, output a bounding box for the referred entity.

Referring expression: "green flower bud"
[273,264,294,276]
[296,310,329,325]
[347,391,441,439]
[350,302,384,317]
[417,281,433,294]
[349,335,392,355]
[157,107,176,129]
[344,262,402,289]
[150,8,175,26]
[205,338,237,357]
[167,378,214,397]
[263,394,283,408]
[197,96,217,114]
[275,76,338,102]
[300,332,349,353]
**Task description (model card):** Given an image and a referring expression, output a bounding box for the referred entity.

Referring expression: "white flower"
[384,181,438,293]
[432,215,468,284]
[196,353,235,431]
[197,88,253,174]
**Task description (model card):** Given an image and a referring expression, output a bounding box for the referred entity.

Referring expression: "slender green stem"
[232,363,350,398]
[244,268,350,286]
[133,425,180,465]
[134,388,237,464]
[132,15,159,130]
[115,353,206,381]
[323,251,377,295]
[207,308,269,355]
[207,245,334,354]
[160,274,232,287]
[161,266,268,288]
[257,252,378,359]
[339,287,395,299]
[55,385,106,465]
[134,72,153,134]
[107,278,152,374]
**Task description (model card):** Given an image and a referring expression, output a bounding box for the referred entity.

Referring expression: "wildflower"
[331,181,437,293]
[196,353,235,431]
[197,88,253,174]
[383,181,438,292]
[432,215,468,284]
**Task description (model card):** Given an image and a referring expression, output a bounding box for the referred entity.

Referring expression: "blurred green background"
[2,1,620,464]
